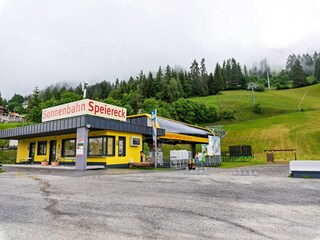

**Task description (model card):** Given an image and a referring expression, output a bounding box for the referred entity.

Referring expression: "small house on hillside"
[0,106,7,114]
[0,106,24,123]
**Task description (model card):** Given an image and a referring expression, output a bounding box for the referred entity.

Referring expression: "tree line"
[1,51,320,125]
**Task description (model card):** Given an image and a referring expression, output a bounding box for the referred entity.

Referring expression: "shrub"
[275,83,290,90]
[218,108,235,120]
[255,84,265,92]
[252,103,263,114]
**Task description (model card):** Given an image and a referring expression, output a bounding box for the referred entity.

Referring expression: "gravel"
[0,164,319,240]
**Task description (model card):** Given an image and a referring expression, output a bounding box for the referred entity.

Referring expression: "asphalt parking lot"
[0,164,319,240]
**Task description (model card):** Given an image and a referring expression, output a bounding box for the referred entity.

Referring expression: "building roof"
[156,117,212,137]
[127,114,213,143]
[0,113,214,145]
[0,115,165,140]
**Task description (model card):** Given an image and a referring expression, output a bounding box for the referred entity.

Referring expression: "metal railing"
[157,156,189,169]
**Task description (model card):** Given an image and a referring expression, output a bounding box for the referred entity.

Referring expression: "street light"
[247,82,257,105]
[82,81,89,99]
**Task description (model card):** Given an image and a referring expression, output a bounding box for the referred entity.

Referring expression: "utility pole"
[247,82,257,105]
[267,69,271,90]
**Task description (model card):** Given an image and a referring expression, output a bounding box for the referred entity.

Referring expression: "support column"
[191,143,196,158]
[148,141,155,164]
[75,127,88,171]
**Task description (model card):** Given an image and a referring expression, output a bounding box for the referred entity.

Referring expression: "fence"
[222,145,254,161]
[169,156,189,169]
[264,149,297,163]
[160,155,222,169]
[158,156,188,169]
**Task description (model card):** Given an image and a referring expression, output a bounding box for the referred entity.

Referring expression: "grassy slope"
[191,83,320,161]
[0,122,21,130]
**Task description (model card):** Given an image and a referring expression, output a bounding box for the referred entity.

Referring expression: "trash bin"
[266,152,274,163]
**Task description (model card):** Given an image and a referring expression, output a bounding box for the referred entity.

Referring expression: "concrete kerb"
[3,164,105,171]
[185,167,209,175]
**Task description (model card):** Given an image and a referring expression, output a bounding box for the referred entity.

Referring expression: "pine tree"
[302,53,314,75]
[155,66,163,99]
[164,65,171,84]
[115,78,120,89]
[313,51,319,63]
[179,70,191,98]
[243,65,249,84]
[291,59,307,88]
[0,92,3,106]
[226,58,244,89]
[211,63,224,95]
[286,54,297,71]
[127,76,136,92]
[200,58,209,96]
[314,58,320,82]
[189,59,202,96]
[27,87,42,123]
[222,60,232,89]
[92,85,102,100]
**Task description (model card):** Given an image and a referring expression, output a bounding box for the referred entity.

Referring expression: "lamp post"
[82,81,88,99]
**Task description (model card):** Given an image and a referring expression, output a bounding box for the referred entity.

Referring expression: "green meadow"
[0,122,21,130]
[191,83,320,161]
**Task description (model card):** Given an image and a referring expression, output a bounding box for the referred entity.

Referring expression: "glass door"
[49,140,56,164]
[29,142,35,163]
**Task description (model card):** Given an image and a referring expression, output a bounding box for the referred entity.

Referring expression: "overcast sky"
[1,0,320,99]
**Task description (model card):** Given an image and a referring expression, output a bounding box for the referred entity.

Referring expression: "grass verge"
[0,150,17,164]
[220,159,265,168]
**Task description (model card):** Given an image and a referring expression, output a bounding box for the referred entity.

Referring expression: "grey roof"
[127,115,212,138]
[0,115,165,140]
[157,118,212,137]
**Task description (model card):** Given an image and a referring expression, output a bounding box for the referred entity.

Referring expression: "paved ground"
[0,164,319,240]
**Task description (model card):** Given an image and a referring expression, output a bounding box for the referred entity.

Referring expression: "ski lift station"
[0,99,221,170]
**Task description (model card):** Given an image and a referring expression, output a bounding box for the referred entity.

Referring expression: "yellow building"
[0,99,214,170]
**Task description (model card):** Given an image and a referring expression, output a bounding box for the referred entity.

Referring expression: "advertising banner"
[208,136,221,156]
[76,138,84,156]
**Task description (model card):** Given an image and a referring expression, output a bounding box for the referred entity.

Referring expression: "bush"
[275,83,290,90]
[252,103,263,114]
[255,84,265,92]
[218,108,235,120]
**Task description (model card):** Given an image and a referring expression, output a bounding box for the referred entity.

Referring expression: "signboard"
[162,133,208,143]
[76,138,84,156]
[208,136,221,156]
[42,99,127,122]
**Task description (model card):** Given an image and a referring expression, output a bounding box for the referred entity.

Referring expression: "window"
[118,137,126,157]
[87,136,115,157]
[62,139,76,157]
[37,141,47,155]
[106,136,115,156]
[88,137,106,156]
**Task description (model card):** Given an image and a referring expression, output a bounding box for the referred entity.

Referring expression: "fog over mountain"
[1,0,320,99]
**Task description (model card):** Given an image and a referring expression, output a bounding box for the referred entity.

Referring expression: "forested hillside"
[1,50,320,127]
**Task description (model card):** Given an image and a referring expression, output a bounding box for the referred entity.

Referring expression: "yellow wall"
[16,130,143,166]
